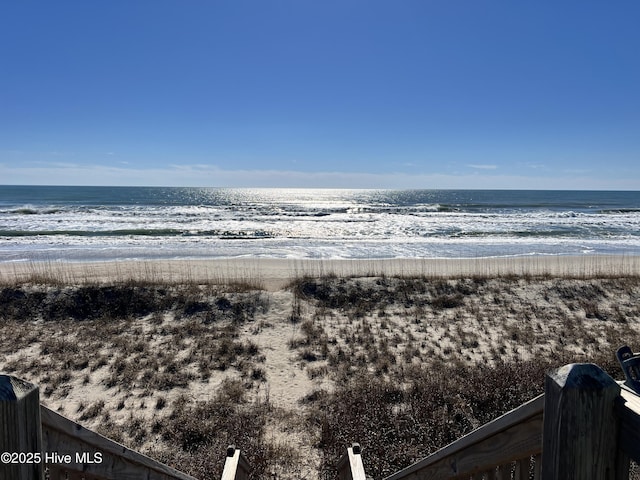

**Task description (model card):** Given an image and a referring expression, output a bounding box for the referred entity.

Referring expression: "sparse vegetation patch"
[1,274,639,479]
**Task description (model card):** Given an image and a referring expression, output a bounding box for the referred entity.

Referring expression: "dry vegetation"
[1,273,640,479]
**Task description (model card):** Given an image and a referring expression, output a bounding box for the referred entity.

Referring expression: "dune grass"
[1,269,639,479]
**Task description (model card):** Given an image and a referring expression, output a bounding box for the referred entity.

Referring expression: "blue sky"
[1,1,639,189]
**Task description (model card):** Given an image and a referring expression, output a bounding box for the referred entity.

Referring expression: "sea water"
[1,186,639,262]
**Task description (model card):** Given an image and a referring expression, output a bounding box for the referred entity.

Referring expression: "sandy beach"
[1,255,640,478]
[2,254,640,289]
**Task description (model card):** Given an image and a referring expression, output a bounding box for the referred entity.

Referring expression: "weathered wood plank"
[541,363,621,479]
[41,405,196,480]
[384,400,543,480]
[0,375,43,480]
[454,415,541,476]
[619,384,640,463]
[338,443,367,480]
[221,447,250,480]
[47,464,107,480]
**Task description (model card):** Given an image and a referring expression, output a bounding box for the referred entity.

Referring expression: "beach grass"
[1,258,640,478]
[2,254,640,289]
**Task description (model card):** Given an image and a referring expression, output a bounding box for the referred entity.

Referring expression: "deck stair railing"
[0,374,249,480]
[339,345,640,480]
[221,445,250,480]
[337,443,369,480]
[382,394,543,480]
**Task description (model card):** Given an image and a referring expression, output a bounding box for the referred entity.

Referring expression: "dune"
[1,255,639,478]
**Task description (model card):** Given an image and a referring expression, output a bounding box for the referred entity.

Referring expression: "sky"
[1,1,639,189]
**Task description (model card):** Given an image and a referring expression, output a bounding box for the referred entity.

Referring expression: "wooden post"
[221,445,250,480]
[337,443,368,480]
[0,374,44,480]
[541,363,621,480]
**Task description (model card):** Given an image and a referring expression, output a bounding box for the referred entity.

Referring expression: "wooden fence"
[0,374,248,480]
[338,361,640,480]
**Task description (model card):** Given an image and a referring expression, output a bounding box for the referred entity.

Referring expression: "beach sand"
[2,255,640,289]
[1,255,639,478]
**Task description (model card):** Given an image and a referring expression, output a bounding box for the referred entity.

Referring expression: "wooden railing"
[338,443,368,480]
[340,359,640,480]
[221,445,250,480]
[0,374,248,480]
[384,394,543,480]
[40,405,197,480]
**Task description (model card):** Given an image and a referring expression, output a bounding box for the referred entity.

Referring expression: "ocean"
[1,186,639,263]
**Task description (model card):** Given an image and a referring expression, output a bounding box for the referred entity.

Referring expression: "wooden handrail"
[1,372,253,480]
[40,405,197,480]
[337,443,368,480]
[382,362,640,480]
[221,446,250,480]
[383,394,544,480]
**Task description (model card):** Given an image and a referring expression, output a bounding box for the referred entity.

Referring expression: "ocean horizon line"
[2,184,640,192]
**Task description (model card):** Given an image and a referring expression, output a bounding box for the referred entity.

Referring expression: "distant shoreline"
[2,254,639,289]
